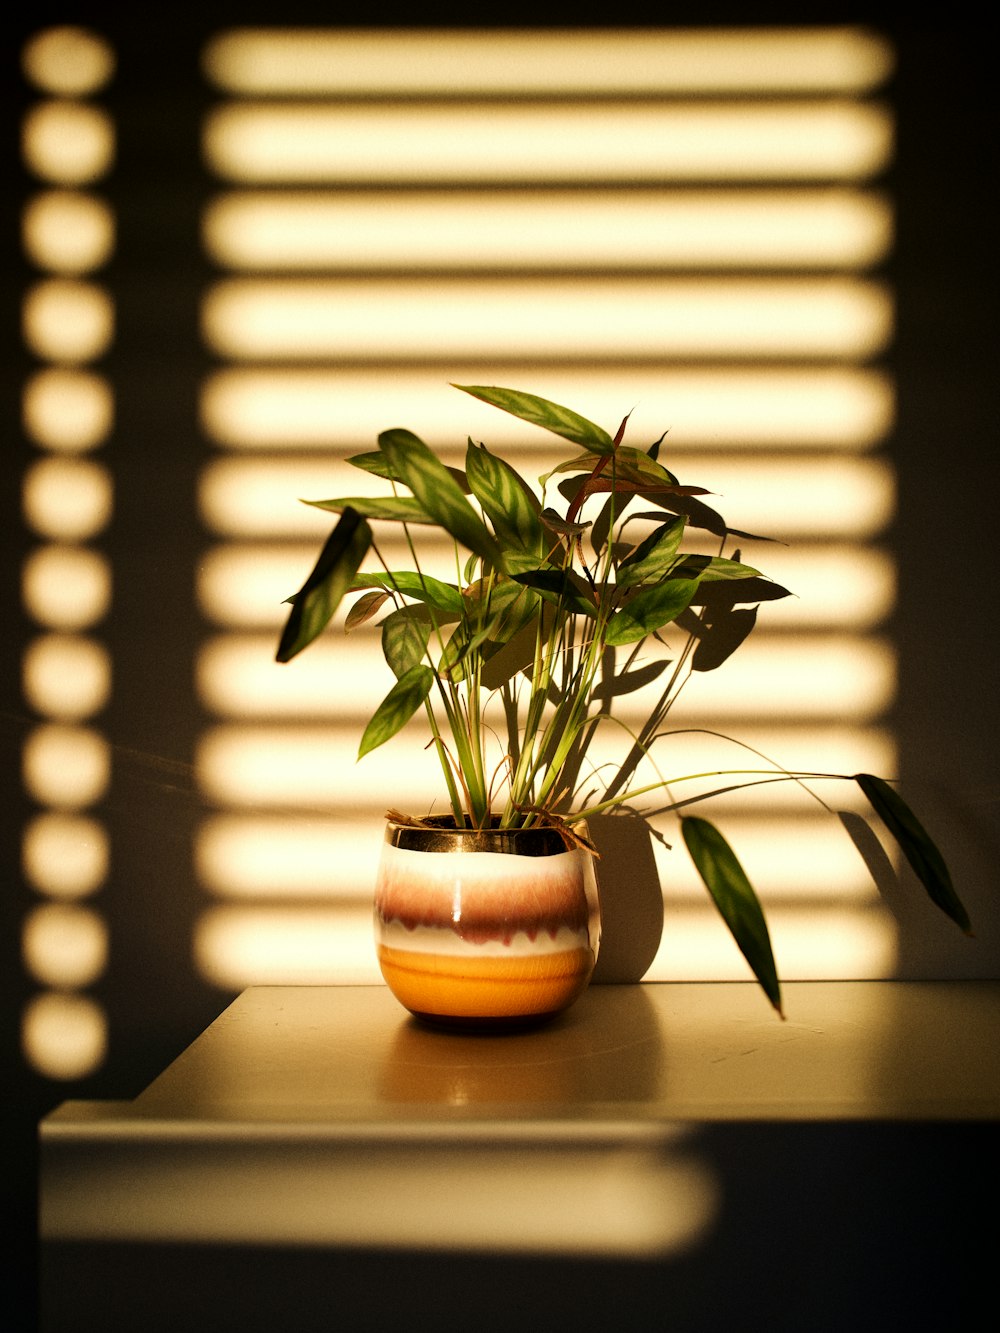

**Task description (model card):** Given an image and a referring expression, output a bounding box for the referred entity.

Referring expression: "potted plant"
[276,384,970,1028]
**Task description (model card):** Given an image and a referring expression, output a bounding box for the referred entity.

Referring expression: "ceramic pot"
[374,815,601,1030]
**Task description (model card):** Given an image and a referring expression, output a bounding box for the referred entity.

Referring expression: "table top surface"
[46,980,1000,1132]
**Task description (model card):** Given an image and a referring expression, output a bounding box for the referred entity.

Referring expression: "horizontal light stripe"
[648,906,895,981]
[196,632,895,723]
[204,101,893,185]
[197,814,383,897]
[195,904,382,986]
[197,453,895,539]
[195,723,895,813]
[203,28,894,96]
[202,275,893,362]
[200,366,895,453]
[203,188,893,272]
[195,810,888,902]
[195,542,894,632]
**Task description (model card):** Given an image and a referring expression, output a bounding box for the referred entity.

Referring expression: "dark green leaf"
[511,567,597,618]
[605,578,700,646]
[276,509,372,662]
[855,774,972,933]
[681,816,782,1014]
[379,428,505,570]
[453,383,614,454]
[359,663,434,758]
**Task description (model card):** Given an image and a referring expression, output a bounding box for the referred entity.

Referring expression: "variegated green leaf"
[352,570,463,615]
[616,517,687,589]
[465,440,546,556]
[276,509,372,662]
[347,449,470,491]
[453,383,614,454]
[305,494,433,523]
[381,604,433,679]
[682,816,782,1014]
[359,663,434,758]
[379,428,505,570]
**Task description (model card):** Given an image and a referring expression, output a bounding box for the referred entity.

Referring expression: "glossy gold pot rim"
[383,813,588,856]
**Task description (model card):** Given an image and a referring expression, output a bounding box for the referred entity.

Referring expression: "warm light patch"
[22,812,109,899]
[21,26,115,95]
[195,722,894,816]
[197,814,380,897]
[196,452,893,542]
[22,724,110,808]
[195,631,894,724]
[196,724,443,810]
[204,101,892,185]
[22,457,113,540]
[195,904,381,986]
[21,992,107,1080]
[23,278,114,362]
[203,27,894,96]
[22,903,108,988]
[23,190,114,273]
[23,367,113,451]
[22,545,111,628]
[21,100,115,184]
[202,275,892,362]
[203,188,892,272]
[200,366,895,453]
[23,634,111,720]
[650,906,897,981]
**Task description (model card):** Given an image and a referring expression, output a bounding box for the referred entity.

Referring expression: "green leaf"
[379,428,505,570]
[855,774,972,933]
[359,662,434,758]
[381,605,433,678]
[346,449,469,492]
[672,554,763,582]
[605,578,700,645]
[465,440,546,556]
[511,567,597,618]
[276,509,372,662]
[453,383,614,454]
[616,517,686,589]
[305,494,433,524]
[681,816,782,1015]
[352,570,463,615]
